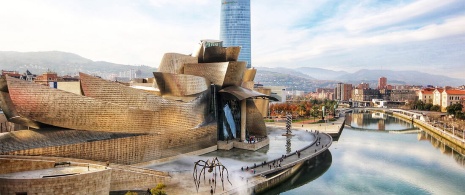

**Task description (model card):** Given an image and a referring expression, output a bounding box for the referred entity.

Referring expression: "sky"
[1,0,465,78]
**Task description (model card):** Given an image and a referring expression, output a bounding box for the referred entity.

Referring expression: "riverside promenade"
[266,115,346,138]
[163,129,335,195]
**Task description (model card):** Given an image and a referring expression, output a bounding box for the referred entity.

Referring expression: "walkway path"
[239,131,332,177]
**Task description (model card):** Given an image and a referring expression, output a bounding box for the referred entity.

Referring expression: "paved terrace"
[266,115,346,137]
[207,131,333,195]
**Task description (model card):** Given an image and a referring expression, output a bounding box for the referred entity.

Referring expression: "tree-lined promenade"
[269,99,338,122]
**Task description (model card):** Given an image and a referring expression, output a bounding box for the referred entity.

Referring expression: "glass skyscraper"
[220,0,251,68]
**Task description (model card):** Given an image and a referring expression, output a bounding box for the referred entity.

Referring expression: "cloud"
[0,0,464,78]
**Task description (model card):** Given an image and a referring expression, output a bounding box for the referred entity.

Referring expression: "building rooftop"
[445,90,465,95]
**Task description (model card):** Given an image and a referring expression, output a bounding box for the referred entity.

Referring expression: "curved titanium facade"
[158,53,197,74]
[153,72,209,96]
[220,0,251,68]
[0,76,44,129]
[184,61,246,88]
[79,73,212,131]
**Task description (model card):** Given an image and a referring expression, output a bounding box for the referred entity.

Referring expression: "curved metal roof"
[219,86,279,101]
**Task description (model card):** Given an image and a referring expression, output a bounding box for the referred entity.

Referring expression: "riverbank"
[392,111,465,155]
[265,116,345,138]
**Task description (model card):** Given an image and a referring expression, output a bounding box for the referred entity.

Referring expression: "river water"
[268,112,465,195]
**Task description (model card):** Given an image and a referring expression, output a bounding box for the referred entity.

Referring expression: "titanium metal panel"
[242,68,256,82]
[226,46,241,61]
[0,76,41,128]
[158,53,198,74]
[246,99,267,137]
[203,46,227,63]
[153,72,209,96]
[79,73,211,132]
[253,88,271,117]
[6,76,161,134]
[184,62,229,87]
[184,61,246,88]
[219,86,278,101]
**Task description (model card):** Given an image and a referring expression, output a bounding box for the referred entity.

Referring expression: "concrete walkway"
[239,131,332,177]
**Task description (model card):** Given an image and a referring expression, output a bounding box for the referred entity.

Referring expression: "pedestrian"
[211,186,213,195]
[147,188,151,195]
[212,178,215,184]
[246,166,249,171]
[241,167,243,171]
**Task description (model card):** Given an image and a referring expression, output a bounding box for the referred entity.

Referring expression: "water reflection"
[346,112,417,131]
[260,150,332,195]
[277,113,465,195]
[418,130,465,167]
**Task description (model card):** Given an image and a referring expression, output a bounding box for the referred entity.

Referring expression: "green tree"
[446,103,463,116]
[151,183,167,195]
[430,105,441,112]
[424,103,433,111]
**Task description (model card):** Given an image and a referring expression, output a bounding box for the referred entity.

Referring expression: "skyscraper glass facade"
[220,0,251,68]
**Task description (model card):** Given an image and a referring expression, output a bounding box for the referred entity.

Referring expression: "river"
[267,112,465,195]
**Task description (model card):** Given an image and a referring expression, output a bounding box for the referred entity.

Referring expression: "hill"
[254,69,337,92]
[295,67,348,80]
[335,69,464,87]
[0,51,157,79]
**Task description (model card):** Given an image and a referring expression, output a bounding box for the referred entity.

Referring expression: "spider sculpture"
[193,157,232,192]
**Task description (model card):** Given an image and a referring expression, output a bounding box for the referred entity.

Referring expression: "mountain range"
[255,67,465,89]
[0,51,463,91]
[0,51,157,79]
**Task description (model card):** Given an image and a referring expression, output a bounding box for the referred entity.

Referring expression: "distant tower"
[220,0,251,68]
[378,77,387,89]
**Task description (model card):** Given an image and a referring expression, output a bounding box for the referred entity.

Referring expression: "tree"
[430,105,441,112]
[446,103,463,115]
[424,103,433,111]
[151,183,167,195]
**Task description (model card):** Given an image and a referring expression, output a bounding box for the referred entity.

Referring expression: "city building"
[34,70,58,85]
[378,77,387,89]
[418,88,435,104]
[357,82,369,89]
[441,89,465,112]
[335,83,352,101]
[220,0,251,68]
[352,88,380,102]
[267,86,287,103]
[390,89,417,102]
[433,88,444,107]
[1,70,21,78]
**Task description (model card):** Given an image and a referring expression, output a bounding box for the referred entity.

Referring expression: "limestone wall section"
[0,158,55,174]
[5,124,218,164]
[0,158,111,195]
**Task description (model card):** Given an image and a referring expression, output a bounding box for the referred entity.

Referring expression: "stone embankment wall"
[254,162,304,193]
[393,112,465,154]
